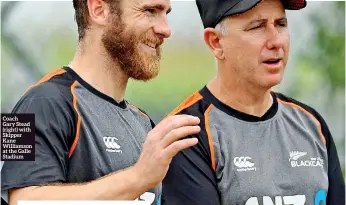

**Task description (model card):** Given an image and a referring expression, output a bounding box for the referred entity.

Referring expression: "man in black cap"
[162,0,345,204]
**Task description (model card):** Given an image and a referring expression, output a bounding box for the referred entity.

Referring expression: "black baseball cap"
[196,0,307,28]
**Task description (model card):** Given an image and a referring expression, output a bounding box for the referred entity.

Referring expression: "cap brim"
[222,0,262,18]
[221,0,306,19]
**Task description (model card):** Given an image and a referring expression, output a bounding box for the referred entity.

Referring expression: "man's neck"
[207,76,273,117]
[68,40,128,103]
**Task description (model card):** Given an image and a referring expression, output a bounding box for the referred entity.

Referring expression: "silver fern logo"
[289,151,307,161]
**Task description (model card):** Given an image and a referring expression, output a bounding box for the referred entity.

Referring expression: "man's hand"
[133,115,200,189]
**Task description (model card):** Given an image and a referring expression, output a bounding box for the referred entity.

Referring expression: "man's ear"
[204,28,225,60]
[87,0,110,27]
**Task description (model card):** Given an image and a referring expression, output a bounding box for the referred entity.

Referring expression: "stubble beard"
[102,14,163,81]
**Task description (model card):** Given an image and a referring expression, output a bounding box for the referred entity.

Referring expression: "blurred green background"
[1,1,345,175]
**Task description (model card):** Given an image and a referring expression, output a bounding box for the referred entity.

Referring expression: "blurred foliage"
[42,30,77,70]
[2,2,44,79]
[294,1,344,92]
[288,2,344,97]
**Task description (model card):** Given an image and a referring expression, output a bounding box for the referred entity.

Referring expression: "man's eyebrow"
[247,16,287,25]
[143,3,172,14]
[247,18,267,25]
[276,17,287,23]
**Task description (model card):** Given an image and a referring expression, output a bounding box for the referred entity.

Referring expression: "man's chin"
[130,74,158,82]
[262,74,283,89]
[131,56,160,81]
[129,67,160,81]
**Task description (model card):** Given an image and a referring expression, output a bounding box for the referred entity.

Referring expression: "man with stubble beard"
[1,0,201,204]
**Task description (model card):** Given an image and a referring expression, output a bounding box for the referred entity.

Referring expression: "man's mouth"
[261,57,283,72]
[145,43,157,49]
[263,58,282,64]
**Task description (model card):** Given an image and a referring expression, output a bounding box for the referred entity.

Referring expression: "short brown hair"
[73,0,122,41]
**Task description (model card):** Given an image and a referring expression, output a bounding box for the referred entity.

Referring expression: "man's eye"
[250,25,261,30]
[145,8,155,14]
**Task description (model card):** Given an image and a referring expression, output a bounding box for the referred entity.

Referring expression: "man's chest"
[210,119,328,205]
[68,102,151,180]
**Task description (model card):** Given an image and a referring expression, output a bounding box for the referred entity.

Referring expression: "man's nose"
[265,24,285,50]
[153,15,172,38]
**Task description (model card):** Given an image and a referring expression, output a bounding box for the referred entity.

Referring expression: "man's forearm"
[10,166,148,203]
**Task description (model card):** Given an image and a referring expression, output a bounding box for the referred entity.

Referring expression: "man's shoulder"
[20,68,75,102]
[274,91,330,144]
[167,91,208,118]
[274,91,322,118]
[13,68,76,113]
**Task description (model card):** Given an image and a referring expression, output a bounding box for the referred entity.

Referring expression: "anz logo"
[245,190,326,205]
[314,190,327,205]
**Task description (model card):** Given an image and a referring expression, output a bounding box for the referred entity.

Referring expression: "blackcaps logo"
[289,151,323,168]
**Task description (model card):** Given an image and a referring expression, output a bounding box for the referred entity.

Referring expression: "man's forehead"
[249,12,287,21]
[249,0,285,15]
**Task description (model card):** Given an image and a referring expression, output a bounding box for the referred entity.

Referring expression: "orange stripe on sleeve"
[24,68,66,95]
[69,81,82,158]
[166,91,203,117]
[205,104,216,171]
[277,99,326,145]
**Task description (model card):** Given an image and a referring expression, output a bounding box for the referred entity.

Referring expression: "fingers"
[161,125,200,148]
[152,115,200,137]
[163,138,199,159]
